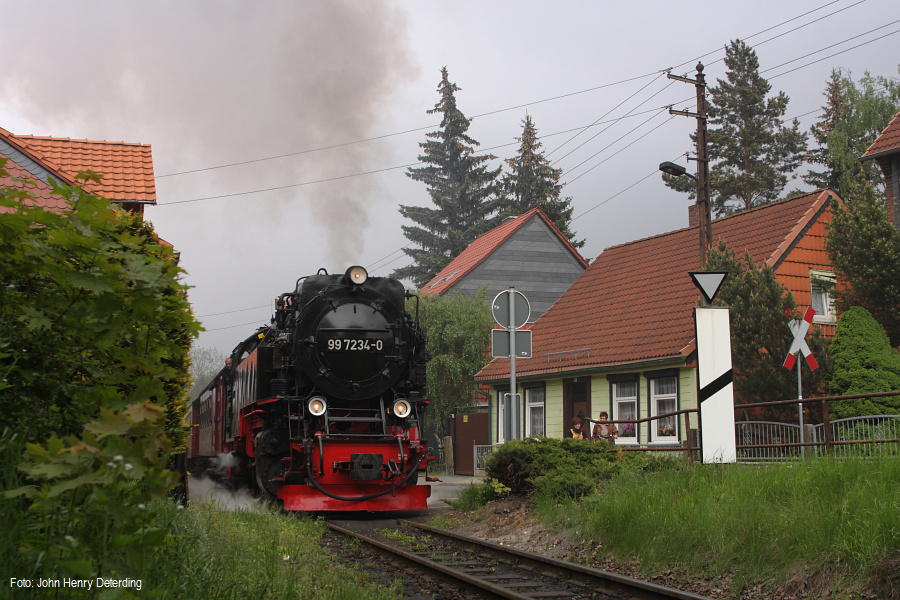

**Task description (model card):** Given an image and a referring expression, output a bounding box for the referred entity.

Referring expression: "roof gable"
[476,190,836,381]
[861,111,900,161]
[421,207,588,295]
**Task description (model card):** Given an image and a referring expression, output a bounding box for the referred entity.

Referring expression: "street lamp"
[659,161,695,180]
[659,159,711,267]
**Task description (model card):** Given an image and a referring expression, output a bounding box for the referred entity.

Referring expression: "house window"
[497,389,515,444]
[525,387,545,437]
[612,380,637,443]
[810,270,836,323]
[650,376,678,442]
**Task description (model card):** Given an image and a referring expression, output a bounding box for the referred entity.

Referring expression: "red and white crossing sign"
[783,307,818,371]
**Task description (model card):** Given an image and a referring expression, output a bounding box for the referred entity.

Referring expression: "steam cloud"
[0,1,417,267]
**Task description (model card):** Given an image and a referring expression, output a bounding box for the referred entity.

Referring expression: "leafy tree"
[188,345,228,399]
[804,67,900,197]
[394,68,502,287]
[665,40,807,216]
[706,243,827,413]
[0,160,199,583]
[825,306,900,418]
[825,181,900,347]
[500,114,583,248]
[409,287,494,440]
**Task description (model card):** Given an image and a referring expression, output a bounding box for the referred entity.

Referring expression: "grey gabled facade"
[422,207,588,320]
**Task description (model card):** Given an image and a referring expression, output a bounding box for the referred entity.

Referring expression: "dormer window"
[810,270,836,323]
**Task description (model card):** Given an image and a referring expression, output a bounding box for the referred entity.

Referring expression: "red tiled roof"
[476,190,835,381]
[421,207,588,294]
[0,127,156,204]
[861,111,900,161]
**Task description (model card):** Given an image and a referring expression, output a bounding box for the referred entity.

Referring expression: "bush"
[484,437,621,498]
[826,306,900,418]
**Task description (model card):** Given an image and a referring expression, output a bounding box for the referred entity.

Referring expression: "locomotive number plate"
[325,338,384,352]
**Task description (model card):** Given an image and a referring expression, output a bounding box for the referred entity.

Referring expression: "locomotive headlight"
[345,265,368,286]
[308,396,327,417]
[393,399,412,419]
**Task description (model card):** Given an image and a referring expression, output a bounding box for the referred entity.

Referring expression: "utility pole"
[668,63,711,267]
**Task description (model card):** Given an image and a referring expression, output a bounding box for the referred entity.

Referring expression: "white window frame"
[650,376,679,443]
[810,270,836,324]
[612,380,638,444]
[525,387,545,437]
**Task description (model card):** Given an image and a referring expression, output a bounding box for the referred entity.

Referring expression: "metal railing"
[735,421,802,461]
[474,444,498,473]
[816,415,900,458]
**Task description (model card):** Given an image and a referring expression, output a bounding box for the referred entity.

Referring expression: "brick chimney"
[688,202,699,228]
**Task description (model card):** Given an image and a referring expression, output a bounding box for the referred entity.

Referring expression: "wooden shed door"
[454,412,489,475]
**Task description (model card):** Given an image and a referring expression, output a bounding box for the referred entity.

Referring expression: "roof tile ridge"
[14,134,148,148]
[765,189,834,268]
[599,222,694,255]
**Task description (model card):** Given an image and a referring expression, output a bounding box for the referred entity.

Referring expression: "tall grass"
[147,502,400,600]
[553,458,900,588]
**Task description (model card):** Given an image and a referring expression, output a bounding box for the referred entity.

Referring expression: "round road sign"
[492,289,530,329]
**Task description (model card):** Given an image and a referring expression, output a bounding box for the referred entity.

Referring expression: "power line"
[203,319,270,332]
[155,72,661,180]
[766,23,900,79]
[157,0,864,180]
[196,304,271,318]
[156,108,673,206]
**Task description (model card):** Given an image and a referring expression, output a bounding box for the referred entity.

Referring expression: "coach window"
[646,369,679,443]
[608,374,638,444]
[524,384,545,437]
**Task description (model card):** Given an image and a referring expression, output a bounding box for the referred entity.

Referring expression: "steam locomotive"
[187,266,432,511]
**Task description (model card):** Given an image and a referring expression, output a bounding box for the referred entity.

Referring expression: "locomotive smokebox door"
[350,453,384,481]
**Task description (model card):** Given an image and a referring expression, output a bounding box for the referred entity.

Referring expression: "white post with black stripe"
[690,272,736,464]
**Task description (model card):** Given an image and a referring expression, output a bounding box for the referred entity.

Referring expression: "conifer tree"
[394,68,501,288]
[500,115,583,248]
[803,69,845,193]
[665,40,807,216]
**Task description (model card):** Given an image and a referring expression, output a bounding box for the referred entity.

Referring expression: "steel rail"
[402,520,714,600]
[326,522,535,600]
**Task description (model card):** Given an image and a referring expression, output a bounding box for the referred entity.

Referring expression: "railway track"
[325,519,712,600]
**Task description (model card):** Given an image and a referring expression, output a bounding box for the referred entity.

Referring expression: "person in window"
[592,411,618,443]
[567,417,586,440]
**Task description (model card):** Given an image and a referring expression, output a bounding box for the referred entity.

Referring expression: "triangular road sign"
[690,271,729,305]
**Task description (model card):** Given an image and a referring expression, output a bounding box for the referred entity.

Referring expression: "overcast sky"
[1,0,898,354]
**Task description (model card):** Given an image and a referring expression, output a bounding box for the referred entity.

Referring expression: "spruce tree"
[665,40,807,216]
[394,68,501,288]
[500,115,583,248]
[803,69,845,194]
